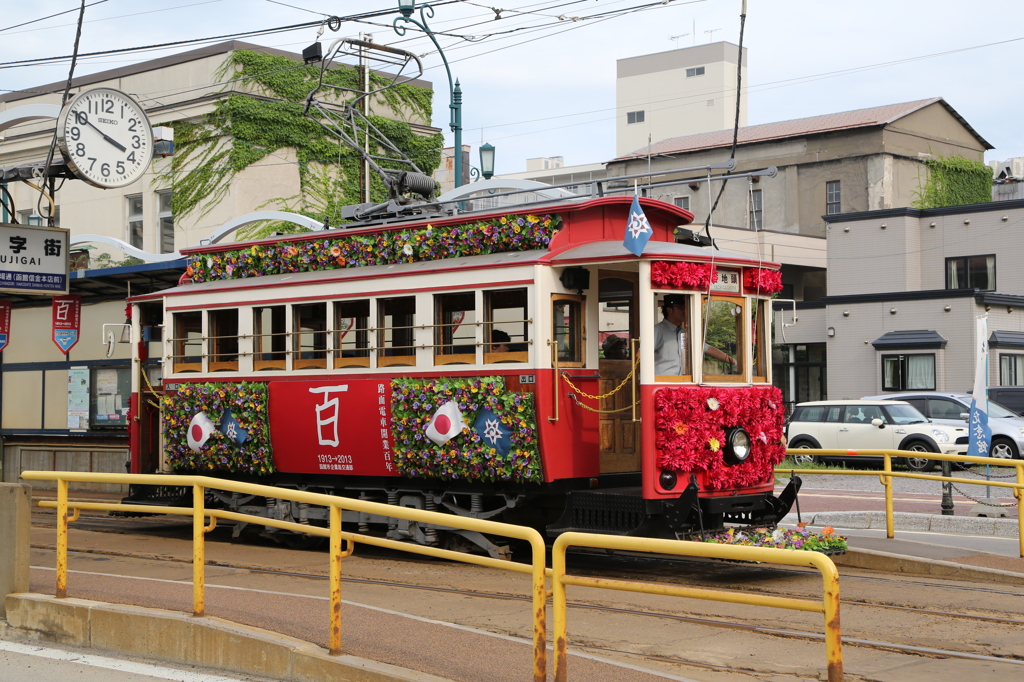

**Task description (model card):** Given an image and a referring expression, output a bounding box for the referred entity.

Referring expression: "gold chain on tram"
[560,353,640,413]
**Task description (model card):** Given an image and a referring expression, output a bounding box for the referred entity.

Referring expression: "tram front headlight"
[723,427,752,466]
[659,469,678,491]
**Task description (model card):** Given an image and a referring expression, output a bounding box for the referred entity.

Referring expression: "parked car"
[786,400,969,471]
[862,392,1024,460]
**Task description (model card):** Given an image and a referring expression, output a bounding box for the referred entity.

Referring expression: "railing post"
[940,459,954,515]
[1017,464,1024,559]
[192,484,205,617]
[56,478,68,599]
[530,536,547,682]
[883,454,894,539]
[820,561,843,682]
[552,535,568,682]
[329,505,343,655]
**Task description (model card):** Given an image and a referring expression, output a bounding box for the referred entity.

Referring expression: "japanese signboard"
[0,300,10,353]
[710,268,741,293]
[52,294,81,354]
[0,223,70,296]
[268,379,399,476]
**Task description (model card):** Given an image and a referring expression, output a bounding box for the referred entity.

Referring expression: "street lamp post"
[395,1,464,188]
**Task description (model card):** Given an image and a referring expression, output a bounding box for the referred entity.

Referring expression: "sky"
[2,0,1022,175]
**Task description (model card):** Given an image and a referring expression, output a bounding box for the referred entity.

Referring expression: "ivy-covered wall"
[912,155,992,209]
[158,49,443,233]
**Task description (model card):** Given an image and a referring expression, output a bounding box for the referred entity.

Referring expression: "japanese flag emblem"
[187,411,216,452]
[425,400,466,445]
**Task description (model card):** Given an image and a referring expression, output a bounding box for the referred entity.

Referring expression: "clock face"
[56,88,154,189]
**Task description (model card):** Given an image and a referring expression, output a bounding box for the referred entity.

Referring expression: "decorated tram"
[127,191,799,555]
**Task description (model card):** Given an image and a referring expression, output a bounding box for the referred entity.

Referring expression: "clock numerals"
[69,126,81,142]
[127,151,136,164]
[100,163,111,178]
[132,135,141,150]
[75,143,85,156]
[116,161,125,175]
[86,157,97,171]
[128,118,138,132]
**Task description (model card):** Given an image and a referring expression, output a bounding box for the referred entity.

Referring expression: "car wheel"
[989,437,1020,460]
[790,442,817,466]
[903,442,936,472]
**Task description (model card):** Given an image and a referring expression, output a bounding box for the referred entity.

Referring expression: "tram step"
[113,484,192,516]
[546,488,648,537]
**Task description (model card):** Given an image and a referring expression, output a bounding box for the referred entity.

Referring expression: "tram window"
[254,306,286,371]
[379,297,416,367]
[486,288,529,364]
[172,311,202,373]
[294,302,327,370]
[208,309,238,372]
[702,296,745,381]
[334,300,370,368]
[752,299,768,382]
[552,295,584,367]
[435,292,476,365]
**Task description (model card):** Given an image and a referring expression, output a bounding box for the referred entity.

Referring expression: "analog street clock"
[56,87,154,189]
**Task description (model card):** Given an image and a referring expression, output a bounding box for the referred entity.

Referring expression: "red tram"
[127,192,799,554]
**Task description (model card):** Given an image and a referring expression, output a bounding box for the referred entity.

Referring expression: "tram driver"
[654,294,736,376]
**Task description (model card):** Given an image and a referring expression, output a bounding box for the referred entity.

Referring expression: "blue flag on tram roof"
[967,316,992,458]
[220,409,250,446]
[623,195,653,257]
[473,408,512,457]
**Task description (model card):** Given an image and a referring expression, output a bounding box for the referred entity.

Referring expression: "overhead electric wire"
[0,0,108,34]
[0,0,223,37]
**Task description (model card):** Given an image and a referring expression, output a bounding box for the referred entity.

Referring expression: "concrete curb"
[4,593,450,682]
[833,548,1024,585]
[782,510,1020,536]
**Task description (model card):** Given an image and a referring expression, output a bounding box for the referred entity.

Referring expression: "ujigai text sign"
[52,295,81,354]
[0,223,70,296]
[0,300,10,353]
[268,379,399,477]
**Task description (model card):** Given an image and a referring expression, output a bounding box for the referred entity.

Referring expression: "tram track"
[33,543,1024,668]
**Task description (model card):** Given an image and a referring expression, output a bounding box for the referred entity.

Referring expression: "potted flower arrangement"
[691,524,847,555]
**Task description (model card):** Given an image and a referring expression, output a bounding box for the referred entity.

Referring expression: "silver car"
[862,392,1024,460]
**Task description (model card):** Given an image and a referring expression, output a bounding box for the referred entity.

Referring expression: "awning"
[871,330,947,350]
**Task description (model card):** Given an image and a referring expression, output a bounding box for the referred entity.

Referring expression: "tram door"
[597,272,640,473]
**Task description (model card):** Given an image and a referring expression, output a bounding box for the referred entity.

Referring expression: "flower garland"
[188,213,562,282]
[654,386,786,490]
[161,382,274,475]
[651,261,717,290]
[692,525,848,554]
[744,267,783,295]
[390,376,542,483]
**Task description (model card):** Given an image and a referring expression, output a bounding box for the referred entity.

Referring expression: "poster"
[0,300,10,353]
[52,294,81,354]
[67,367,90,430]
[92,367,127,426]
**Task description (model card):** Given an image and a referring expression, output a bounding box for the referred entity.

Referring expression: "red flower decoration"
[651,261,717,290]
[654,385,786,491]
[743,267,783,295]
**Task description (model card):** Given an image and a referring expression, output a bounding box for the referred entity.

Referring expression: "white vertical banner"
[967,315,991,458]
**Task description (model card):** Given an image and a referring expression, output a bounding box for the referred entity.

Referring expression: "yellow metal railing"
[778,449,1024,557]
[20,472,549,682]
[551,532,843,682]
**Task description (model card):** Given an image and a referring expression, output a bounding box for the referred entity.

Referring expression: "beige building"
[616,42,747,157]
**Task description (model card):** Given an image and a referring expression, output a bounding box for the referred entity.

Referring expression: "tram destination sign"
[0,223,70,296]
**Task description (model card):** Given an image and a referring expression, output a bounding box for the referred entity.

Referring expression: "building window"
[946,255,995,291]
[826,180,841,215]
[771,343,827,415]
[158,191,174,254]
[882,354,936,390]
[626,110,645,125]
[1000,354,1024,386]
[749,189,762,230]
[127,195,143,249]
[686,66,705,77]
[673,196,690,210]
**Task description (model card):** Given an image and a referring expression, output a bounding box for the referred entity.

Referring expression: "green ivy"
[912,155,992,209]
[157,49,442,230]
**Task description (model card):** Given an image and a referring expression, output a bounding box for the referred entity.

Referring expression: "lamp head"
[479,142,495,180]
[398,0,415,18]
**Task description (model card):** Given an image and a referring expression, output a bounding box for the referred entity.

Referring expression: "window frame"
[881,353,936,391]
[207,308,239,372]
[127,194,143,249]
[685,66,706,77]
[434,292,477,366]
[157,191,174,254]
[378,296,417,367]
[826,180,841,215]
[749,188,763,230]
[1000,353,1024,386]
[701,294,747,383]
[673,196,690,211]
[253,305,287,371]
[626,110,645,125]
[551,293,585,368]
[485,287,530,365]
[333,299,371,369]
[945,254,995,291]
[171,311,203,373]
[293,302,328,370]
